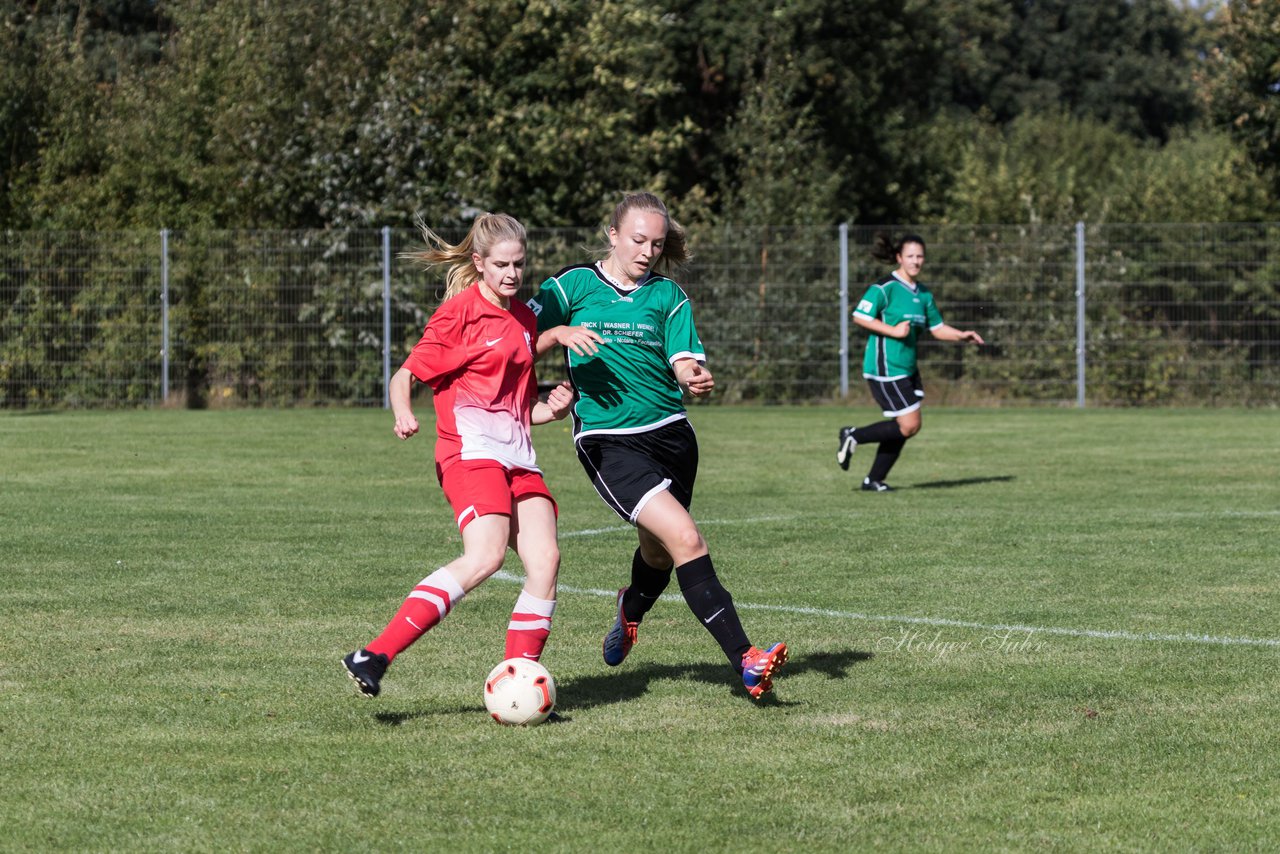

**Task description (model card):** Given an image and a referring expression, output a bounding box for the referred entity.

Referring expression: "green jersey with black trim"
[853,273,945,379]
[529,262,705,437]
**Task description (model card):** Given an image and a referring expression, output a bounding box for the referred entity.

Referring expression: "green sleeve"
[924,291,945,328]
[665,291,705,363]
[530,274,571,331]
[854,285,885,320]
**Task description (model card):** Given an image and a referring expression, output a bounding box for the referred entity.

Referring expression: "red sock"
[504,590,556,661]
[366,568,465,662]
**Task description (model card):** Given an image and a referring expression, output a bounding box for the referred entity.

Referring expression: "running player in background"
[531,192,788,699]
[341,213,575,698]
[836,231,984,492]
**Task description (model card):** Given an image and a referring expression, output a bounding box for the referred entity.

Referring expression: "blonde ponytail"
[403,212,528,300]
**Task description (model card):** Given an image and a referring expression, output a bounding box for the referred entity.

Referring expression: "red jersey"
[402,284,540,473]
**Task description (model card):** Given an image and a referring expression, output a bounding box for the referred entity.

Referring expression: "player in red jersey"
[342,213,576,698]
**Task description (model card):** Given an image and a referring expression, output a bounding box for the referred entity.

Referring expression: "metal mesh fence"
[1086,223,1280,405]
[1,231,162,407]
[166,230,393,407]
[2,224,1278,408]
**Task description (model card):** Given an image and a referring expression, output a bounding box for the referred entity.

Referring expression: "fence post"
[839,222,849,398]
[1075,221,1086,408]
[160,228,170,404]
[382,226,392,409]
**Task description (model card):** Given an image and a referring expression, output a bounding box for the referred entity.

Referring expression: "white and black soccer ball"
[483,658,556,726]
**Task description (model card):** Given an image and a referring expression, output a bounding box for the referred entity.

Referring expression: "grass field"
[2,405,1278,851]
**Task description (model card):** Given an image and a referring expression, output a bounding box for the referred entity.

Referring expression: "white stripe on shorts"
[630,479,672,524]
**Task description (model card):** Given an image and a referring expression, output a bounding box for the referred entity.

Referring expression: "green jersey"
[530,263,705,438]
[853,273,945,379]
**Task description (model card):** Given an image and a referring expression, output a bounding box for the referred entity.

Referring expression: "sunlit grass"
[2,406,1277,850]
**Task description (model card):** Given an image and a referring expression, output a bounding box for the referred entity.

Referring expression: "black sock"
[621,548,671,623]
[852,420,903,445]
[868,437,907,481]
[675,555,752,670]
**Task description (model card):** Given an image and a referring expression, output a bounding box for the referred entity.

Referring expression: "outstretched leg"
[342,514,509,697]
[634,492,751,668]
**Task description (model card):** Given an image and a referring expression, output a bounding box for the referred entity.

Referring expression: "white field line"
[491,571,1279,649]
[486,507,1280,647]
[1161,510,1280,518]
[560,509,1280,540]
[492,569,1280,651]
[559,514,799,538]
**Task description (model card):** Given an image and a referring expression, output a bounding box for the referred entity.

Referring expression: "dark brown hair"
[870,230,926,264]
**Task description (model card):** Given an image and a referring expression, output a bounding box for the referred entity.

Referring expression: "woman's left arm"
[531,380,575,425]
[673,358,715,398]
[929,324,984,345]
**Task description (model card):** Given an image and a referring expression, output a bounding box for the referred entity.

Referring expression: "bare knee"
[451,544,507,590]
[521,551,559,600]
[668,525,707,563]
[522,544,560,578]
[900,421,921,438]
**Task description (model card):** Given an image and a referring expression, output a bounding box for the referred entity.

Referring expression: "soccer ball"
[483,658,556,726]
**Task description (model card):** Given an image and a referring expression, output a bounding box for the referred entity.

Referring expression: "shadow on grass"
[792,647,874,679]
[909,475,1015,490]
[373,707,475,726]
[364,649,874,722]
[557,647,874,712]
[375,707,580,726]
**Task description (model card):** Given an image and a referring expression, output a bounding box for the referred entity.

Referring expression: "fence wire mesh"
[2,224,1278,408]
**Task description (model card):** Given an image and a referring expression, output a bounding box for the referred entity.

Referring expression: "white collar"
[891,271,919,292]
[596,261,646,292]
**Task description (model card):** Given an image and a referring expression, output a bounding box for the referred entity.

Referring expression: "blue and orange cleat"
[602,588,639,667]
[742,642,788,698]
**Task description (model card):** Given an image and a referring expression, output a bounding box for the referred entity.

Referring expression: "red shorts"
[437,459,557,531]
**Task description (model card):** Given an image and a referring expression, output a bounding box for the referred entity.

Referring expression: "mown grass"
[1,405,1277,851]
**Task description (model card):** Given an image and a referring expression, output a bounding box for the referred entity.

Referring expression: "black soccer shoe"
[342,649,390,698]
[836,427,857,471]
[861,478,894,492]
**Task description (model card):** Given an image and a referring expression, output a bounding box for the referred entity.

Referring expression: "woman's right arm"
[532,278,602,358]
[388,367,419,440]
[853,314,911,339]
[536,325,603,358]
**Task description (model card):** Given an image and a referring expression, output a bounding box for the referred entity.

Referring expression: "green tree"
[1205,0,1280,194]
[939,112,1134,223]
[6,1,167,229]
[912,0,1203,141]
[0,5,42,227]
[31,0,695,230]
[939,111,1274,224]
[1106,128,1276,222]
[2,0,1242,232]
[671,0,940,225]
[428,0,692,227]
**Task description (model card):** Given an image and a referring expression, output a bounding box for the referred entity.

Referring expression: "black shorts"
[575,419,698,524]
[868,372,924,417]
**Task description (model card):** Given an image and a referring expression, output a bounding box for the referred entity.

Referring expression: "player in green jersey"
[531,192,788,699]
[836,231,984,491]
